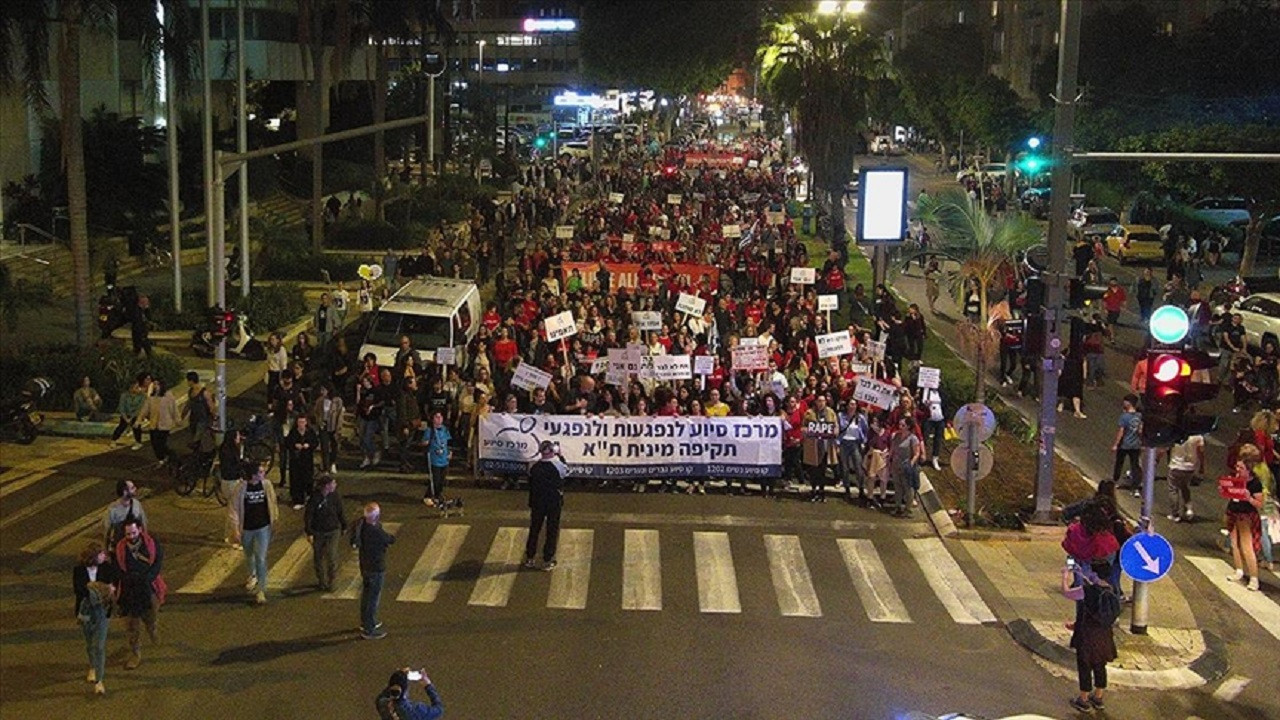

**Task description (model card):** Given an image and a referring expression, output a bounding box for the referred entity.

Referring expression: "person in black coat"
[523,441,568,571]
[73,541,119,618]
[285,415,319,509]
[1069,560,1119,712]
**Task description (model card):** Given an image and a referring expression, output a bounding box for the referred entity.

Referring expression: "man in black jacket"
[304,474,345,591]
[352,502,395,639]
[523,441,568,571]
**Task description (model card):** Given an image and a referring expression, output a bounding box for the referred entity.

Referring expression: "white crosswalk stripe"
[622,529,662,611]
[693,531,741,614]
[162,524,1008,625]
[20,508,101,554]
[397,524,469,603]
[764,534,821,617]
[468,526,528,607]
[837,538,911,623]
[546,529,594,610]
[1187,555,1280,643]
[0,470,56,499]
[0,477,100,530]
[904,538,997,624]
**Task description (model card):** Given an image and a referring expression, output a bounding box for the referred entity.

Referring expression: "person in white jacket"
[137,381,179,465]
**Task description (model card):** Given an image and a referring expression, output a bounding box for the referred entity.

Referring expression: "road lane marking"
[1187,556,1280,642]
[904,537,997,624]
[546,529,593,610]
[0,477,100,530]
[468,526,528,607]
[837,538,912,623]
[1213,675,1251,702]
[266,535,313,591]
[621,529,662,611]
[176,547,244,594]
[20,508,101,554]
[324,522,400,600]
[693,531,741,614]
[764,534,821,617]
[397,524,469,603]
[0,470,55,498]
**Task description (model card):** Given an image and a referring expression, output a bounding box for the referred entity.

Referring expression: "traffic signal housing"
[1141,348,1218,446]
[209,305,234,341]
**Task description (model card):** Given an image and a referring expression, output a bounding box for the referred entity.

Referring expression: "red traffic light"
[1151,354,1189,383]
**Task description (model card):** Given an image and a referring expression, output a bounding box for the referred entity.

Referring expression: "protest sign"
[631,311,662,331]
[555,225,574,239]
[866,339,886,361]
[667,193,683,205]
[789,267,816,285]
[766,210,784,226]
[675,292,707,317]
[590,357,609,375]
[545,310,578,342]
[652,355,692,381]
[512,362,552,392]
[732,344,769,371]
[816,331,853,359]
[609,192,624,204]
[917,366,941,389]
[435,347,456,365]
[694,355,716,375]
[722,224,742,238]
[818,294,839,312]
[854,377,900,410]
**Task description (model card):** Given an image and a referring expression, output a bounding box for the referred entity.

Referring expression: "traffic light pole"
[1130,446,1158,634]
[1032,0,1083,524]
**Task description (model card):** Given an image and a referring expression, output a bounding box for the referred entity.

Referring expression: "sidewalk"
[956,526,1226,689]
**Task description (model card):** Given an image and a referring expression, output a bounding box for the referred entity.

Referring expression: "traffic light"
[1068,279,1106,309]
[1141,349,1218,446]
[534,135,548,149]
[209,305,234,341]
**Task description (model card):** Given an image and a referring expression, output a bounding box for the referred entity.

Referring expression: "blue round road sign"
[1119,532,1174,583]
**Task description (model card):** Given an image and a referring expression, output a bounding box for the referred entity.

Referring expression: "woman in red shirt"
[491,328,520,370]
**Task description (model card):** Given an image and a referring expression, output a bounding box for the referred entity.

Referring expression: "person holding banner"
[802,394,839,503]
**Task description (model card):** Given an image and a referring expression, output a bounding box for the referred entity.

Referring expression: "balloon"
[357,264,372,280]
[368,264,383,280]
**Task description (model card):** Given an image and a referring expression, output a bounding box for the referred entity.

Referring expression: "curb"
[916,471,957,537]
[1007,618,1228,690]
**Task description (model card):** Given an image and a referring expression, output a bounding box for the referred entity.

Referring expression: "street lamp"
[818,0,866,13]
[477,39,486,76]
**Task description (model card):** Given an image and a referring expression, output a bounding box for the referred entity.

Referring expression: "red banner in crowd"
[684,152,746,169]
[562,262,720,291]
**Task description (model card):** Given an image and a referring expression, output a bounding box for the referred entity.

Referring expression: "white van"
[358,277,481,368]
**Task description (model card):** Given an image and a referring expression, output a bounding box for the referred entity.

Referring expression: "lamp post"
[477,39,486,77]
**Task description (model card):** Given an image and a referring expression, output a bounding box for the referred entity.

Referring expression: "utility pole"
[1032,0,1083,524]
[237,0,250,297]
[201,0,215,306]
[165,25,182,311]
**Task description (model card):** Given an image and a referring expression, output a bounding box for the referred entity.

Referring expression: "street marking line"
[1213,675,1251,702]
[546,529,593,610]
[468,526,528,608]
[904,537,997,625]
[0,477,100,530]
[176,547,244,594]
[397,524,469,603]
[1187,556,1280,643]
[693,531,741,614]
[0,469,54,498]
[764,534,821,618]
[324,523,400,600]
[266,535,313,591]
[622,529,662,611]
[837,538,911,623]
[20,508,101,554]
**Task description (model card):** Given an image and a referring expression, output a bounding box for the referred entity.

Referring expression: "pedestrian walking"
[1166,434,1204,522]
[219,429,250,547]
[113,519,163,670]
[265,333,289,399]
[423,411,452,506]
[103,479,147,548]
[524,441,568,571]
[1111,394,1143,493]
[920,386,946,471]
[1068,560,1119,713]
[183,371,216,448]
[1224,449,1266,591]
[1219,313,1247,385]
[227,464,279,605]
[1134,268,1155,324]
[353,502,396,639]
[311,384,344,474]
[73,541,118,693]
[314,293,335,349]
[1101,278,1126,340]
[130,295,152,358]
[304,474,346,592]
[285,415,319,510]
[138,380,179,465]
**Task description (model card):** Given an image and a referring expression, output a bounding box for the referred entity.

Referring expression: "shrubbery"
[238,285,308,336]
[325,218,412,250]
[0,343,183,412]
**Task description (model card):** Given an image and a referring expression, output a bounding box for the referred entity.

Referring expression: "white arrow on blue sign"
[1119,532,1174,583]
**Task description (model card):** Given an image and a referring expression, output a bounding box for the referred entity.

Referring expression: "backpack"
[1089,584,1122,628]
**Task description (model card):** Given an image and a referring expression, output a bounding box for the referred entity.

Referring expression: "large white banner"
[478,414,783,479]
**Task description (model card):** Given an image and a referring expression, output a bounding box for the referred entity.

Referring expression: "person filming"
[523,440,569,571]
[375,667,443,720]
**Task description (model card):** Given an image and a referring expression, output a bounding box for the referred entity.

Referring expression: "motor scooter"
[0,377,51,445]
[191,312,266,361]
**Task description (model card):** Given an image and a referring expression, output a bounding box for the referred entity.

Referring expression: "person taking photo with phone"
[376,667,443,719]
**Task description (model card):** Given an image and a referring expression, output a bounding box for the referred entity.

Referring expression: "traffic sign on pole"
[1119,532,1174,583]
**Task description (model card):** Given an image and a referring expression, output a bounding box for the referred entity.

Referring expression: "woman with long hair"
[1226,445,1266,591]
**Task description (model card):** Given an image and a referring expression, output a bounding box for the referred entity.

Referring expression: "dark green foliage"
[325,218,411,250]
[0,343,183,412]
[238,284,308,336]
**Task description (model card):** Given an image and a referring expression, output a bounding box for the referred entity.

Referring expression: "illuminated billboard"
[523,18,577,32]
[856,167,908,244]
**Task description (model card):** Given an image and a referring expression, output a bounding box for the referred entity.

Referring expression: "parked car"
[1104,224,1163,264]
[559,141,591,160]
[1192,196,1250,228]
[956,163,1007,184]
[1069,206,1121,243]
[1020,186,1051,217]
[1233,292,1280,350]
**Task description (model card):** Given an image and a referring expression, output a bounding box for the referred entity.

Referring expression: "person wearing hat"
[375,668,443,719]
[524,440,568,571]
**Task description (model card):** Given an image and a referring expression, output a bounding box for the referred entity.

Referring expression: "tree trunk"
[827,183,847,249]
[372,40,388,222]
[1239,213,1264,277]
[974,280,989,404]
[60,1,92,347]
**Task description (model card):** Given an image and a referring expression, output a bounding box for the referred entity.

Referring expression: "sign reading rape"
[478,414,783,478]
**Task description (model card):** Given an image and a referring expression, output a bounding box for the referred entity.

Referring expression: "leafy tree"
[915,190,1043,403]
[1119,124,1280,276]
[759,10,883,248]
[892,23,983,163]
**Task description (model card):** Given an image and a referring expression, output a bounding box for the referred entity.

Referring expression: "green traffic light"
[534,137,548,148]
[1021,156,1043,173]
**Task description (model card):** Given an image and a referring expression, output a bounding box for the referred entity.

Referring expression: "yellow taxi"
[1104,224,1163,264]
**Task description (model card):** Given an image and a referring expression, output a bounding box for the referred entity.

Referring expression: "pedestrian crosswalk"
[157,521,1002,625]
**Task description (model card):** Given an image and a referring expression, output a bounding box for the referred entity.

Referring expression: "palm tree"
[914,189,1043,403]
[758,11,884,249]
